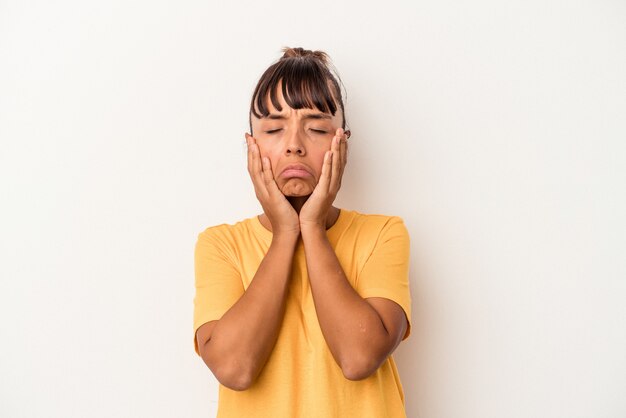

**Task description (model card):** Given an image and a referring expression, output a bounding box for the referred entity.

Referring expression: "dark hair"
[249,47,347,134]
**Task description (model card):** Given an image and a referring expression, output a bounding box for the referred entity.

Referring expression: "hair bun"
[280,47,329,65]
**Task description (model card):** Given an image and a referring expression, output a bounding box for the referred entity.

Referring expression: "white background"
[1,1,625,417]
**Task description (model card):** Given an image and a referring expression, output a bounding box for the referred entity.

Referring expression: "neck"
[287,196,308,214]
[258,197,340,232]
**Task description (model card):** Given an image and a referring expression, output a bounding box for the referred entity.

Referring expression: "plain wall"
[1,1,625,417]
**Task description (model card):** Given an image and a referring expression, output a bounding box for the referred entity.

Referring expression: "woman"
[193,47,412,418]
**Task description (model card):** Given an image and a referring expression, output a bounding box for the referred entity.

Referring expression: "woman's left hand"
[299,128,349,230]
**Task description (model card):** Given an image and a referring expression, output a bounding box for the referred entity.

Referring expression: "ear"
[344,130,351,139]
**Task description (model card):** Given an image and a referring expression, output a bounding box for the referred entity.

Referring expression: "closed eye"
[265,129,282,134]
[310,129,328,134]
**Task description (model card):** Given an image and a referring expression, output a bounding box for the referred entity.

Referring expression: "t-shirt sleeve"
[193,229,244,356]
[356,216,412,340]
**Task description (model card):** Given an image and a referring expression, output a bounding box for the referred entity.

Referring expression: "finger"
[261,156,272,185]
[261,156,283,196]
[329,132,342,192]
[340,132,348,176]
[245,133,256,174]
[246,134,268,198]
[335,127,348,169]
[316,150,332,194]
[333,129,348,192]
[246,134,262,183]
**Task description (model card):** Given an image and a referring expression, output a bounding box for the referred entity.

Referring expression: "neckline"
[251,209,351,243]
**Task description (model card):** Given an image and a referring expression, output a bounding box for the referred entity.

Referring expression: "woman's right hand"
[245,133,300,238]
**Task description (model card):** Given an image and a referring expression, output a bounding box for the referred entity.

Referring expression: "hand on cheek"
[245,133,300,236]
[299,128,348,229]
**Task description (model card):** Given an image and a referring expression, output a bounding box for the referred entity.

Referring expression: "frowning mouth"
[280,164,313,178]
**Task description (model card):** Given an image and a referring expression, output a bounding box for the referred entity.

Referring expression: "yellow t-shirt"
[193,209,412,418]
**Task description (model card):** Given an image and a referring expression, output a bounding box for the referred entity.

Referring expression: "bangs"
[250,58,340,119]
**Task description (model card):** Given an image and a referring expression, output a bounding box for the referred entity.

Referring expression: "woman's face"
[250,86,345,197]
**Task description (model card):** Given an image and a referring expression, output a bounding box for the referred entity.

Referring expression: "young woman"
[193,47,412,418]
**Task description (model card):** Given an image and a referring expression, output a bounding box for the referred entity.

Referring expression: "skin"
[196,85,409,390]
[247,82,347,229]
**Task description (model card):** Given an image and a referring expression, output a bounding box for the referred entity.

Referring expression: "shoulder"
[195,216,259,251]
[197,216,256,240]
[342,209,409,239]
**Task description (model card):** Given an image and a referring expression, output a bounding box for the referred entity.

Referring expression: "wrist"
[300,223,328,239]
[271,230,300,246]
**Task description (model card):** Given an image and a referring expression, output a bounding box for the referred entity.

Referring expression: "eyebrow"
[266,112,332,121]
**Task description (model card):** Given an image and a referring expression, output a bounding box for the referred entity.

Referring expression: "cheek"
[257,146,280,171]
[257,142,276,158]
[312,149,330,174]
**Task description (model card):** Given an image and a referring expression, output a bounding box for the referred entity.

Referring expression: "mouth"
[280,164,313,179]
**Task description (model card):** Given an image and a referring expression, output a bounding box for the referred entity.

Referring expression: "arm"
[301,226,408,380]
[195,133,301,391]
[196,232,298,391]
[298,130,409,380]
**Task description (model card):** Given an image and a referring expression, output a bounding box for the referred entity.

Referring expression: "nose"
[284,128,306,156]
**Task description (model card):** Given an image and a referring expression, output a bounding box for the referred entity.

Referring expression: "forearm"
[301,226,392,379]
[203,232,298,388]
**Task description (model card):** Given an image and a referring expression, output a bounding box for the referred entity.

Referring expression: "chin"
[283,189,313,197]
[281,181,314,197]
